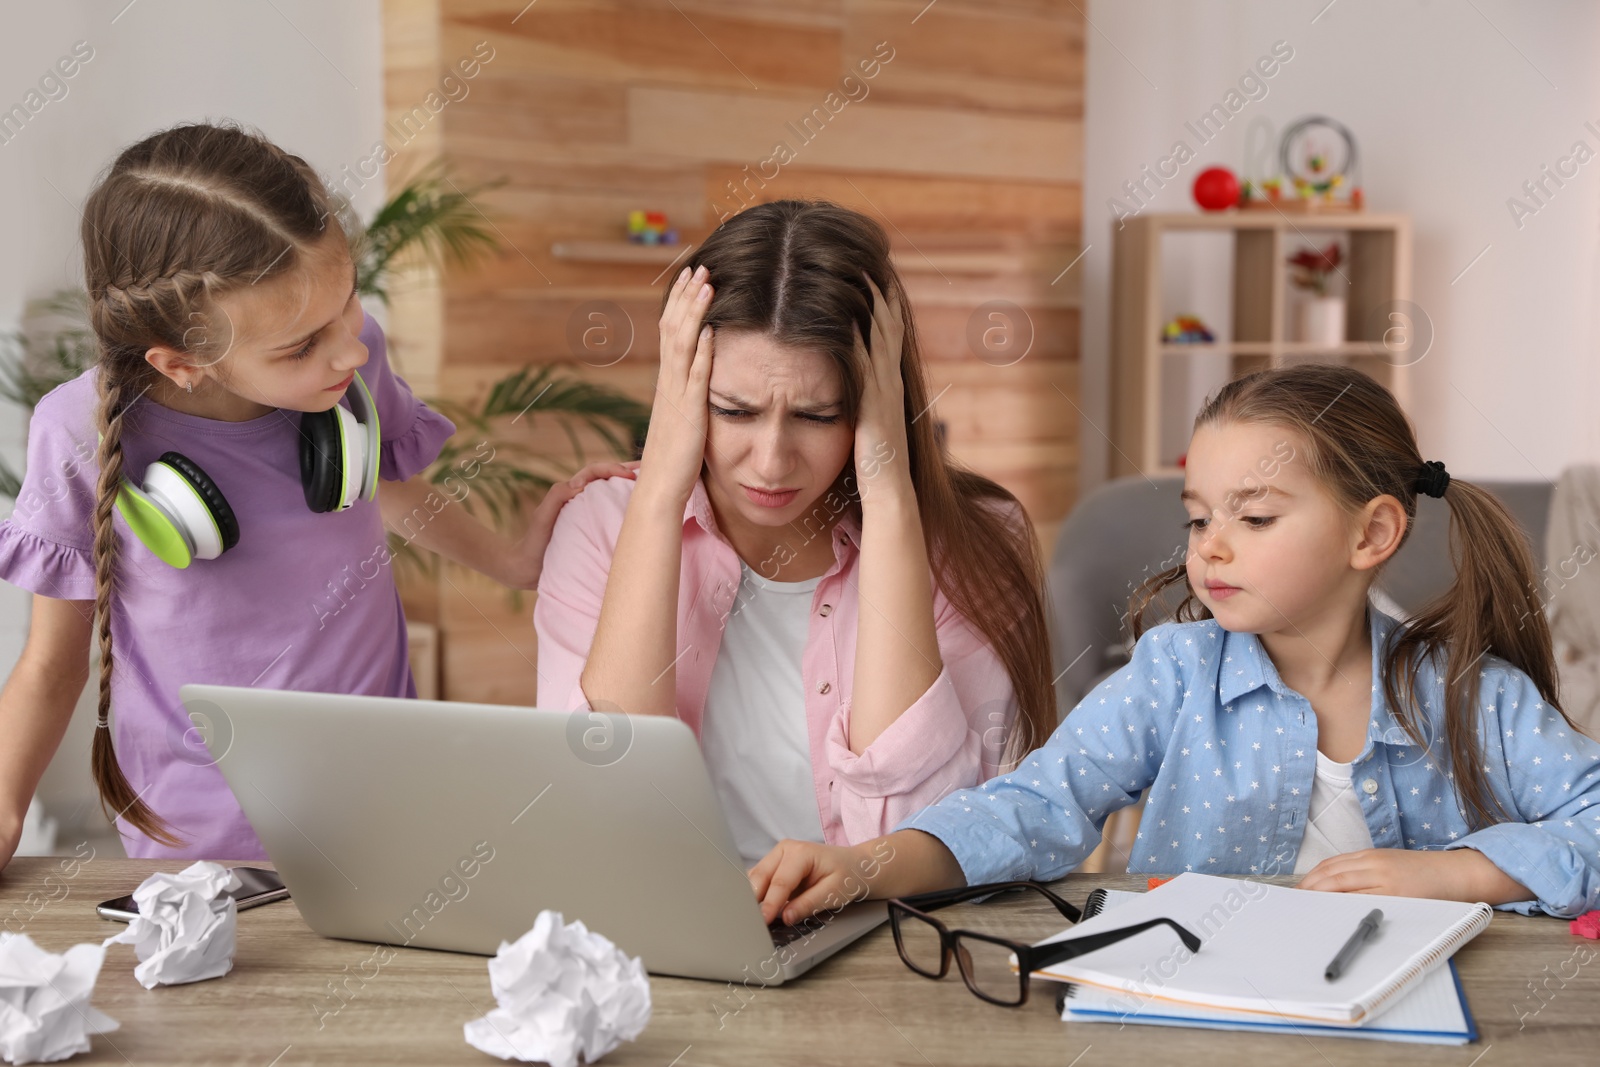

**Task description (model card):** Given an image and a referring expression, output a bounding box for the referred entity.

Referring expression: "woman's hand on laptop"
[749,830,967,926]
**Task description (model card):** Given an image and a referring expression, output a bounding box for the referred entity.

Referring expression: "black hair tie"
[1415,460,1450,498]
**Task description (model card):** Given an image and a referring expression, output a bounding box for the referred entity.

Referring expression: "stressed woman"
[534,200,1054,866]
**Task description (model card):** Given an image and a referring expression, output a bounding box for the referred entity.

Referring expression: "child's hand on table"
[1296,847,1532,906]
[749,839,888,926]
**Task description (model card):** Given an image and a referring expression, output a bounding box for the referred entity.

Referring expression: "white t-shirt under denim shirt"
[700,561,828,867]
[1296,593,1393,873]
[1292,751,1377,874]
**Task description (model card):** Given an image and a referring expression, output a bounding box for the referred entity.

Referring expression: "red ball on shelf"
[1192,167,1240,212]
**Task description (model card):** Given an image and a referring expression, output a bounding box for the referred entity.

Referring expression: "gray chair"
[1048,475,1554,716]
[1045,474,1554,872]
[1047,475,1189,718]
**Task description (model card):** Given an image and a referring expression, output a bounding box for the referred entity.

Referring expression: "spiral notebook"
[1055,888,1478,1045]
[1031,873,1491,1027]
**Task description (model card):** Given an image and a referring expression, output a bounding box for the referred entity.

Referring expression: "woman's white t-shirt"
[699,562,828,867]
[1293,749,1377,874]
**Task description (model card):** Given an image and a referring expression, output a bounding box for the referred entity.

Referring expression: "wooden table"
[3,857,1597,1065]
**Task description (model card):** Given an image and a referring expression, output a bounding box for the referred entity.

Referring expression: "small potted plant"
[1286,241,1344,346]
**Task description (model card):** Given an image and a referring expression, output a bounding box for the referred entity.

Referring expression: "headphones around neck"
[115,371,381,568]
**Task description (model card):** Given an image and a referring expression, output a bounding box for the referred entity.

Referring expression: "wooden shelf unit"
[1109,212,1413,477]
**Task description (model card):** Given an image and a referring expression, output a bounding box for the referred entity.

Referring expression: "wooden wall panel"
[451,5,844,91]
[626,87,1080,182]
[841,5,1083,117]
[703,165,1083,235]
[384,0,1084,704]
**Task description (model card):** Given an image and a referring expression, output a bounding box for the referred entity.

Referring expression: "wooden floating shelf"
[550,240,1076,277]
[550,241,691,265]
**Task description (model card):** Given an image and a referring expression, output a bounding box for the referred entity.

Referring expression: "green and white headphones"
[115,371,381,568]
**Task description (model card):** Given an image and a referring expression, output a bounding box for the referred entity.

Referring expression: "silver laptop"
[184,684,885,983]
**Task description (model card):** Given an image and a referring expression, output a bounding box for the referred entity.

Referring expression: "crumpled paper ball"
[0,934,119,1065]
[102,861,241,989]
[1571,910,1600,940]
[463,911,651,1066]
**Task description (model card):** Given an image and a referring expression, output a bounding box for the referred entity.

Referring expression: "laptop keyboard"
[768,917,826,947]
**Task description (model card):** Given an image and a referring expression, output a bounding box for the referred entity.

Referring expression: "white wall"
[1081,0,1600,491]
[0,0,384,834]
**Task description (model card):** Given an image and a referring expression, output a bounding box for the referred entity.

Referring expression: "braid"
[90,368,181,846]
[92,270,227,359]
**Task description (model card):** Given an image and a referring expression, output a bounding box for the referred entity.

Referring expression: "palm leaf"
[0,294,99,498]
[421,364,648,527]
[0,294,99,410]
[474,365,651,459]
[358,162,503,303]
[396,365,644,608]
[27,290,93,324]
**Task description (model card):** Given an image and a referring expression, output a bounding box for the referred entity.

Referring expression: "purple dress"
[0,312,454,860]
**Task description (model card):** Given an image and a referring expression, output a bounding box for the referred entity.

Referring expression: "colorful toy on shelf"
[1191,166,1241,212]
[1235,175,1286,206]
[1162,314,1215,344]
[626,210,679,245]
[1241,115,1364,213]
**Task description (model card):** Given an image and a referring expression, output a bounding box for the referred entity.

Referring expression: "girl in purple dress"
[0,122,626,865]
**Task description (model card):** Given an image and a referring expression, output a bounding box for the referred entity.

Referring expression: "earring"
[185,381,194,394]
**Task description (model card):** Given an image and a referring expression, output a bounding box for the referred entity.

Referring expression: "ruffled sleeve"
[380,404,456,483]
[0,374,101,600]
[0,524,96,600]
[357,312,457,482]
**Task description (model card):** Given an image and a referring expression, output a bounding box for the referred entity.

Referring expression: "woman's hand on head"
[853,274,912,503]
[506,460,639,590]
[639,265,716,509]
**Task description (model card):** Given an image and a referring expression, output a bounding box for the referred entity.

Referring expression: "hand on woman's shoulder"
[544,472,642,564]
[566,471,638,512]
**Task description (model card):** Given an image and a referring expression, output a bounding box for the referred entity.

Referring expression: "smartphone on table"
[96,866,289,922]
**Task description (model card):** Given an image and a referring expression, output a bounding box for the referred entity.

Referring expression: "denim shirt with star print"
[900,606,1600,917]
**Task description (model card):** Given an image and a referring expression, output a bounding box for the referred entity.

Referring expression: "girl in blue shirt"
[751,363,1600,922]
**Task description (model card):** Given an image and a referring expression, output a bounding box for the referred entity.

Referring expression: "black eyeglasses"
[888,881,1202,1007]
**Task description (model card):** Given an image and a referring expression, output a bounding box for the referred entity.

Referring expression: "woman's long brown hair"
[1128,363,1565,828]
[81,122,350,845]
[670,200,1054,767]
